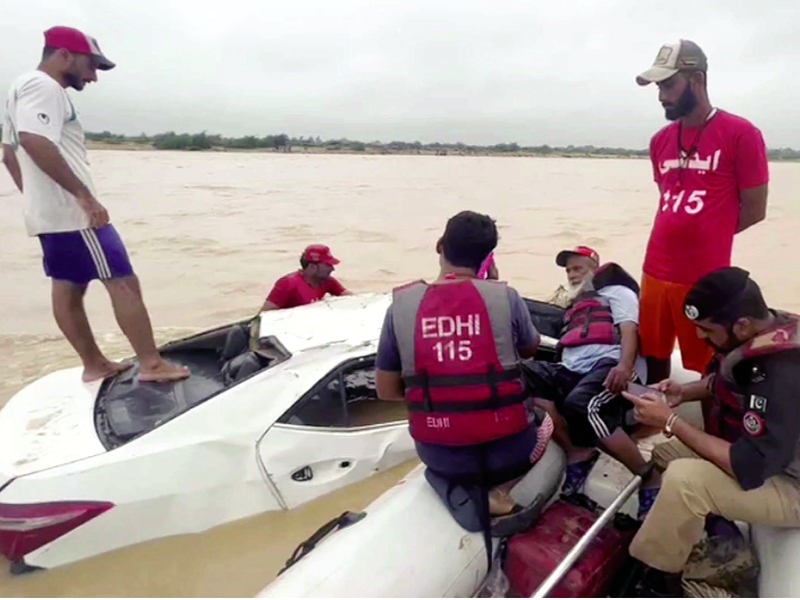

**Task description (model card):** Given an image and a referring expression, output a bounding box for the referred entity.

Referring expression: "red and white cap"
[556,245,600,267]
[302,244,340,266]
[44,26,116,71]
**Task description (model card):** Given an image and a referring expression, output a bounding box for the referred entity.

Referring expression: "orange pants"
[639,274,713,374]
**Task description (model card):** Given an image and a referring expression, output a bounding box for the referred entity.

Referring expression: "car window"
[280,357,407,428]
[344,365,407,427]
[284,376,347,428]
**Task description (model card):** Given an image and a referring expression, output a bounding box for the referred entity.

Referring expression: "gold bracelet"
[664,413,679,437]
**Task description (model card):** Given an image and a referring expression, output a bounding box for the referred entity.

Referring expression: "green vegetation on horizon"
[2,126,800,159]
[84,130,651,157]
[83,130,800,160]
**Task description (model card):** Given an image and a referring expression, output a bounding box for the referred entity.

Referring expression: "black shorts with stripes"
[521,358,637,447]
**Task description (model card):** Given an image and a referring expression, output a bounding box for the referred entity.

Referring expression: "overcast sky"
[1,0,798,148]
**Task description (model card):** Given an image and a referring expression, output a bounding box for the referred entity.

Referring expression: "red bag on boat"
[504,498,637,597]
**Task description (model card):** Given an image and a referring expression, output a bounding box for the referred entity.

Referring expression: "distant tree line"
[83,130,293,151]
[82,130,654,156]
[75,131,800,160]
[2,125,799,159]
[767,147,800,161]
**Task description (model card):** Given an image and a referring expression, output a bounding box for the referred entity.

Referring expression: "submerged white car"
[0,292,566,573]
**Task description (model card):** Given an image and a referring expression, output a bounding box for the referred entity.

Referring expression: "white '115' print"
[661,189,706,214]
[434,340,473,362]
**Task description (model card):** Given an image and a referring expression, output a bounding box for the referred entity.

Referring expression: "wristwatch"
[664,413,679,438]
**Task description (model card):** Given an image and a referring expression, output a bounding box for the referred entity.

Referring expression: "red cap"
[556,245,600,267]
[302,244,340,266]
[44,26,116,71]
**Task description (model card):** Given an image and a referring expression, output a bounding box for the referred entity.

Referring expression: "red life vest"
[391,278,530,446]
[706,358,745,443]
[706,312,800,443]
[560,262,640,348]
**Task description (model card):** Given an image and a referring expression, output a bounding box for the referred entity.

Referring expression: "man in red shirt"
[636,40,769,382]
[261,244,350,311]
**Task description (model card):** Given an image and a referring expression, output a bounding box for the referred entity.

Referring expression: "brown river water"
[0,151,798,596]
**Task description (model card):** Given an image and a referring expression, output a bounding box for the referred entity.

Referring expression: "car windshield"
[94,317,289,449]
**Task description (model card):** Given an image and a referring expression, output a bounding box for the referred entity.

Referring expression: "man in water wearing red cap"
[261,244,351,311]
[636,40,769,383]
[1,27,189,383]
[524,246,660,519]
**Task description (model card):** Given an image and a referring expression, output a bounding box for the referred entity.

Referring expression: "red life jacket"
[705,358,745,443]
[391,278,530,446]
[706,312,800,443]
[560,262,640,348]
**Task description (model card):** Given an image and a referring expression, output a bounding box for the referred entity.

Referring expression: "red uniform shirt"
[644,109,769,285]
[267,271,346,309]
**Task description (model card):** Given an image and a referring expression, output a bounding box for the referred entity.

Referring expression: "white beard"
[565,276,595,303]
[547,274,596,308]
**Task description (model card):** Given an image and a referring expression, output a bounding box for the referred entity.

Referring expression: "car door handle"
[291,466,313,482]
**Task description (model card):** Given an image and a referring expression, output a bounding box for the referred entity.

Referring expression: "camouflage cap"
[636,40,707,86]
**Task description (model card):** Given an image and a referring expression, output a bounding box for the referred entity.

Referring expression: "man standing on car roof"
[1,26,189,383]
[635,40,769,383]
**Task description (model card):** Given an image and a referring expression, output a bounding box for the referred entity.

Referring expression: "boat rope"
[277,510,366,576]
[478,446,494,574]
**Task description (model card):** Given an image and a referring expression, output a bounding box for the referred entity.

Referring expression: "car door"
[256,355,416,509]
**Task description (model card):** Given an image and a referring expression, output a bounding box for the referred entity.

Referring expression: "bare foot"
[489,488,517,516]
[82,360,132,383]
[139,359,190,383]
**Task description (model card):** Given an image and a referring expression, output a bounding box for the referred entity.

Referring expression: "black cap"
[684,267,751,322]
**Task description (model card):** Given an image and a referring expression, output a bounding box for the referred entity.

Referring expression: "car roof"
[257,293,390,356]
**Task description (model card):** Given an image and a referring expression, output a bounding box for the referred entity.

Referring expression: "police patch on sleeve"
[685,305,700,320]
[743,411,765,437]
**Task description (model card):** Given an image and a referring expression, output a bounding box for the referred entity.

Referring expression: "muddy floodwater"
[1,152,797,596]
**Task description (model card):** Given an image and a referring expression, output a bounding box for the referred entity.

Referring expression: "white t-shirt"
[561,285,647,380]
[2,70,95,235]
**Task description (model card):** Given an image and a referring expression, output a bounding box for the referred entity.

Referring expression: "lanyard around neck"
[677,107,718,167]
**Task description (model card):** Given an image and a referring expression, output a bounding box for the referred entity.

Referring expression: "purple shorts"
[38,225,134,285]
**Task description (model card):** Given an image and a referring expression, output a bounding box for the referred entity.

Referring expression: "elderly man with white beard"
[522,246,661,519]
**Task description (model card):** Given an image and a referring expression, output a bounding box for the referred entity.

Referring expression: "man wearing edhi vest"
[376,210,545,535]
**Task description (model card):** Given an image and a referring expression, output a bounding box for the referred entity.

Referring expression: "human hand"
[604,363,633,395]
[77,192,110,228]
[654,379,683,408]
[622,391,674,429]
